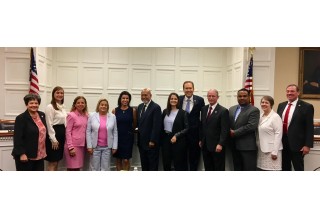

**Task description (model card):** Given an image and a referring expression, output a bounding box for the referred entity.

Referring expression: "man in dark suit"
[277,84,314,171]
[229,88,259,171]
[199,89,229,171]
[179,81,205,171]
[137,88,162,171]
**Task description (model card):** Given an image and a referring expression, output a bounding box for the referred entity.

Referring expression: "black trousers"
[186,132,201,171]
[202,144,225,171]
[231,147,257,171]
[15,158,44,171]
[282,135,304,171]
[161,133,187,171]
[138,146,159,171]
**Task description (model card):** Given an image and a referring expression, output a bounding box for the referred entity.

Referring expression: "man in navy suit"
[277,84,314,171]
[229,88,259,171]
[137,88,162,171]
[199,89,229,171]
[179,81,205,171]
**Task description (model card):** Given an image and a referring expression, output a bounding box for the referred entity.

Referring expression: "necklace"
[121,106,128,113]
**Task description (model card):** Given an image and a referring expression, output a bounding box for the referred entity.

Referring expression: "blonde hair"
[95,98,109,112]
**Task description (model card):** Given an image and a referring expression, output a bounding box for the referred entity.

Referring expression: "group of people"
[12,82,314,171]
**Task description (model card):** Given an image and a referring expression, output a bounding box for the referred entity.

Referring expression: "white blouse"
[45,103,67,142]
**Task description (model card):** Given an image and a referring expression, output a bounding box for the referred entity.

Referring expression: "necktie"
[283,103,292,134]
[185,99,191,113]
[141,104,146,116]
[206,106,213,122]
[234,106,242,121]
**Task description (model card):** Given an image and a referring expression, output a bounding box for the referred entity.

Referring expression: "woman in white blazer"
[86,99,118,171]
[257,96,283,170]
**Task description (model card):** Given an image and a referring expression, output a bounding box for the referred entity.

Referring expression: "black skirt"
[45,124,65,162]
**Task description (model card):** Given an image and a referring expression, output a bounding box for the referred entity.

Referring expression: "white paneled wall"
[0,47,275,119]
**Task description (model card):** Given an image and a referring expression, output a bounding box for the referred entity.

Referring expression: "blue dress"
[114,107,134,159]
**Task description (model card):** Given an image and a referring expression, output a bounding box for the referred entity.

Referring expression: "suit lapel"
[179,96,184,109]
[172,109,181,130]
[290,100,301,125]
[94,113,100,123]
[279,102,287,116]
[207,104,219,123]
[202,105,209,123]
[140,101,153,124]
[259,111,273,126]
[191,96,198,113]
[234,105,249,125]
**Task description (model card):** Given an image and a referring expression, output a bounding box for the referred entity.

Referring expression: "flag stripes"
[29,47,39,94]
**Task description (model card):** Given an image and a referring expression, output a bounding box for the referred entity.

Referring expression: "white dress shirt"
[45,103,67,142]
[281,98,298,127]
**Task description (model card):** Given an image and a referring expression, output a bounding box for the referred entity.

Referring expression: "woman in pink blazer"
[64,96,89,171]
[257,96,283,171]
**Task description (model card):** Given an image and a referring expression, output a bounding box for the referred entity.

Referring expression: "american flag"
[29,48,39,94]
[244,55,254,105]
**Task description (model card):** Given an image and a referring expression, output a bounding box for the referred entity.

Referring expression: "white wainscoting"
[0,47,276,171]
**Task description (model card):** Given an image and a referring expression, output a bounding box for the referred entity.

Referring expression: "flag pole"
[244,47,255,105]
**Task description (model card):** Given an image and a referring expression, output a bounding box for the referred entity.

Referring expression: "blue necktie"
[234,106,242,121]
[185,99,191,113]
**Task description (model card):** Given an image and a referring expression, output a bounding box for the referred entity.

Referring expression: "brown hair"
[166,93,180,116]
[50,86,64,110]
[24,94,41,105]
[286,84,300,92]
[260,96,274,108]
[183,81,194,89]
[70,96,88,114]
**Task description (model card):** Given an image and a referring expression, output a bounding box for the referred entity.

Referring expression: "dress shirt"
[207,103,218,116]
[45,103,67,142]
[182,96,194,112]
[164,109,178,132]
[281,99,298,127]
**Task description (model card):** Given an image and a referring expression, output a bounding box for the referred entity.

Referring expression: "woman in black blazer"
[12,94,48,171]
[161,93,189,171]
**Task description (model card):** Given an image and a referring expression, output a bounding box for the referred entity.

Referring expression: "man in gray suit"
[229,88,259,171]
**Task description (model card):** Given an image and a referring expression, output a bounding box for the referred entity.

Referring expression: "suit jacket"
[179,95,205,140]
[86,112,118,149]
[12,110,48,158]
[257,110,283,155]
[65,111,88,149]
[161,109,189,146]
[137,100,162,150]
[200,104,229,152]
[229,104,260,151]
[277,99,314,151]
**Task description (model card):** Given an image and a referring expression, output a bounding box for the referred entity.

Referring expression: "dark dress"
[45,124,65,162]
[113,107,134,159]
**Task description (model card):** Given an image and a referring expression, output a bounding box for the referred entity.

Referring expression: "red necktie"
[206,106,212,122]
[283,103,292,134]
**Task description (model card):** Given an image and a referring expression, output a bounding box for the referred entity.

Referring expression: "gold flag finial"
[249,47,255,55]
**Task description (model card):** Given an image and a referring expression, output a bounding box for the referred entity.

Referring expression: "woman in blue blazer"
[86,99,118,171]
